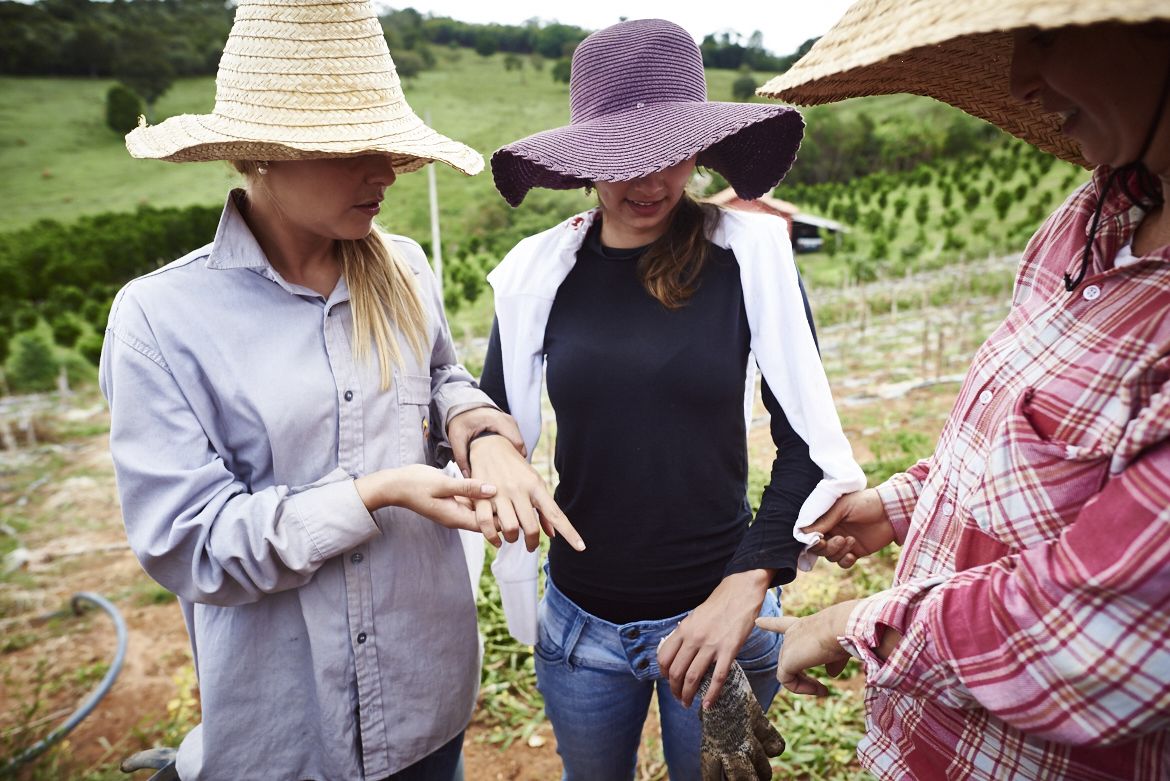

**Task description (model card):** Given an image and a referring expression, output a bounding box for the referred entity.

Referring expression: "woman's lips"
[626,198,663,217]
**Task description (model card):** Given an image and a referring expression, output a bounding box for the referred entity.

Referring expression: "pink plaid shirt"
[840,167,1170,780]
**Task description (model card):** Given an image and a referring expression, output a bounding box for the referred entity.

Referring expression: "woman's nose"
[1008,29,1044,104]
[363,155,397,186]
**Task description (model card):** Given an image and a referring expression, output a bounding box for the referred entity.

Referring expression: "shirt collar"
[1086,165,1170,265]
[204,190,351,303]
[206,190,270,271]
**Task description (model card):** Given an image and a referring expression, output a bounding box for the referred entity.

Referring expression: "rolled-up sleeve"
[101,294,379,607]
[841,441,1170,746]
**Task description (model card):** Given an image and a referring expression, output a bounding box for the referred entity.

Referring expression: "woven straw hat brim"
[759,0,1170,168]
[125,112,484,175]
[124,0,483,176]
[491,102,804,206]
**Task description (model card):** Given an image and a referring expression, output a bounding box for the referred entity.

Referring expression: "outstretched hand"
[756,601,857,696]
[467,434,585,553]
[805,488,895,568]
[354,463,497,532]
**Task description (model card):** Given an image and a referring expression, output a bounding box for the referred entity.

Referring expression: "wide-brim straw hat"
[758,0,1170,168]
[491,19,804,207]
[125,0,483,176]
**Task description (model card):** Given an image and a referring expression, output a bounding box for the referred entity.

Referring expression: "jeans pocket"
[533,591,587,668]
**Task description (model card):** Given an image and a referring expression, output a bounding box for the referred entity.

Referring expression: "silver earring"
[257,162,269,175]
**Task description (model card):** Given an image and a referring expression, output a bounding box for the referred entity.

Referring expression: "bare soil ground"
[0,399,665,781]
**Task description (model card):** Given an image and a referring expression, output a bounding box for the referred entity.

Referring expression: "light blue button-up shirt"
[100,191,490,780]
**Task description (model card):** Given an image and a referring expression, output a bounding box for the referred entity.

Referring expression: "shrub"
[7,331,58,393]
[731,73,758,101]
[77,332,104,367]
[993,190,1014,220]
[394,50,424,80]
[50,315,82,347]
[551,58,571,84]
[106,84,143,135]
[914,194,930,226]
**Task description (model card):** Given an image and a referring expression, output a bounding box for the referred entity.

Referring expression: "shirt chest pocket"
[397,373,434,467]
[966,388,1114,551]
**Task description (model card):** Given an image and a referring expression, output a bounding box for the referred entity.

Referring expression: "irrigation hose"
[0,592,128,777]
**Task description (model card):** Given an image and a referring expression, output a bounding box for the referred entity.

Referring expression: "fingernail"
[461,469,470,478]
[482,483,497,492]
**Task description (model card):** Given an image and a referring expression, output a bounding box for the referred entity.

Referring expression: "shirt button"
[351,552,363,564]
[357,632,367,644]
[344,390,354,402]
[1082,284,1102,301]
[635,659,649,671]
[978,390,993,405]
[625,629,640,639]
[943,502,955,516]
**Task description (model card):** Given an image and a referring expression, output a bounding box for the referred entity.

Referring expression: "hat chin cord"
[1064,56,1170,292]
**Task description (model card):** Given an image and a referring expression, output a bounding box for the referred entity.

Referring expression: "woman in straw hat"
[754,2,1170,779]
[477,18,866,780]
[102,1,581,779]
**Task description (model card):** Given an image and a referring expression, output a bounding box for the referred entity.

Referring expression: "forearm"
[727,380,823,584]
[842,446,1170,745]
[120,465,376,606]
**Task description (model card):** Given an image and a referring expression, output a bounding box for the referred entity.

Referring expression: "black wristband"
[467,430,505,473]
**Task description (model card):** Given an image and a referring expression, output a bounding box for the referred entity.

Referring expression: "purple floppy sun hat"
[491,18,805,207]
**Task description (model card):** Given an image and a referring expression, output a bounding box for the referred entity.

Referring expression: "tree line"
[1,0,807,82]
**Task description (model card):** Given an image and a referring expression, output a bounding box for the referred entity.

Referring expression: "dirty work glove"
[698,661,785,780]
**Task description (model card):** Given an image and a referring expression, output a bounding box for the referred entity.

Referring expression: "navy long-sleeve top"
[480,222,822,623]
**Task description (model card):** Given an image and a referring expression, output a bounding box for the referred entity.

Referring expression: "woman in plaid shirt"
[755,2,1170,779]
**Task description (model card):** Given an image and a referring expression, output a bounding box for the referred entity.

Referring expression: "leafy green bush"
[76,332,104,367]
[50,315,82,347]
[105,83,143,135]
[731,73,758,101]
[7,331,58,393]
[551,58,571,84]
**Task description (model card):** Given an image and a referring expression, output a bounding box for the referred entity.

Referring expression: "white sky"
[377,0,855,57]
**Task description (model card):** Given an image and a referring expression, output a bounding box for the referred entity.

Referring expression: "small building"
[702,187,847,253]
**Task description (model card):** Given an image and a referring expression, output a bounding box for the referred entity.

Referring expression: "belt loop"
[559,610,588,673]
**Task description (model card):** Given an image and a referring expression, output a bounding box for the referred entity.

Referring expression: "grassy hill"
[1,54,769,237]
[0,53,1053,238]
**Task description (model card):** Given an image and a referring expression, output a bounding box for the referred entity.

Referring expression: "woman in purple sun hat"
[469,18,866,780]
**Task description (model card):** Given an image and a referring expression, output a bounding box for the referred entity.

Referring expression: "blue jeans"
[534,574,782,781]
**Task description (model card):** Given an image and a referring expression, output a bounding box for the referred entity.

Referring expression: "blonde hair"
[339,231,428,389]
[232,161,428,389]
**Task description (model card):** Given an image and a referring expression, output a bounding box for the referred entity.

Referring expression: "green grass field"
[0,54,1012,240]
